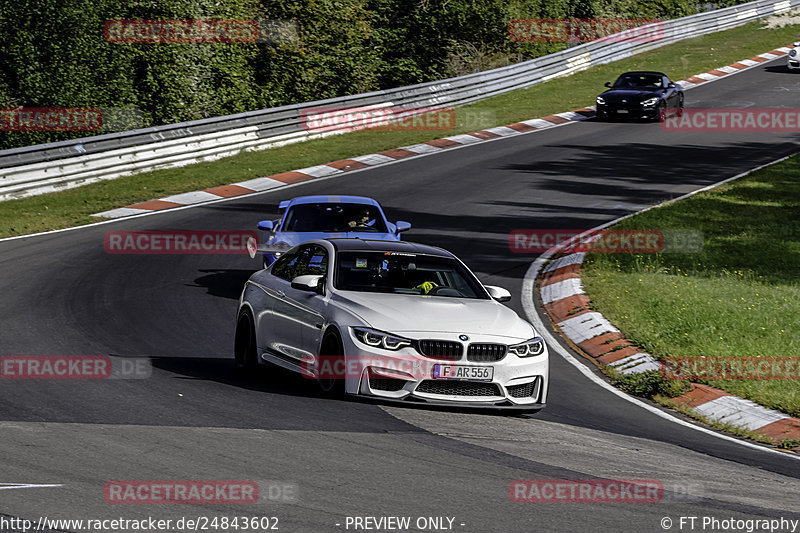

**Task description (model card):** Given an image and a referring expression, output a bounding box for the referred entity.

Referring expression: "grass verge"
[581,154,800,417]
[2,17,800,238]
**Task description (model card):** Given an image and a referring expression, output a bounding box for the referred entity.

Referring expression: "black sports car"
[595,71,684,121]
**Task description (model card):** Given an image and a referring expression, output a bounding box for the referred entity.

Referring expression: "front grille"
[467,343,507,362]
[417,340,462,361]
[415,380,501,397]
[507,379,539,399]
[369,376,407,392]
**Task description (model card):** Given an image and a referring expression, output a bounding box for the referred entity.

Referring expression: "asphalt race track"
[1,58,799,533]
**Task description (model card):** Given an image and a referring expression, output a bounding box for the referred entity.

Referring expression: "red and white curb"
[539,251,800,447]
[92,45,794,219]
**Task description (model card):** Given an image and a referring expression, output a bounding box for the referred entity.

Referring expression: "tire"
[655,102,667,122]
[318,330,345,397]
[234,309,258,372]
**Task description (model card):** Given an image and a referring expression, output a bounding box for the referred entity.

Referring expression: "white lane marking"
[540,278,584,304]
[233,177,284,191]
[695,72,719,81]
[557,312,618,343]
[555,111,591,121]
[441,134,484,145]
[484,126,521,137]
[520,118,556,129]
[159,190,220,205]
[92,207,151,219]
[608,353,661,374]
[0,482,63,490]
[400,143,442,154]
[350,153,396,165]
[544,252,586,272]
[694,396,788,431]
[521,154,799,460]
[292,165,342,178]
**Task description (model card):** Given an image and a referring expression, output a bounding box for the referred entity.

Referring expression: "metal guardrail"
[0,0,796,201]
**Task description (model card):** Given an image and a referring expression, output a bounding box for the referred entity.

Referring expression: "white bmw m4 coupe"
[235,238,549,412]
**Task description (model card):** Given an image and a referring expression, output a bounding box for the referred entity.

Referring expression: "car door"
[268,244,328,364]
[257,248,301,360]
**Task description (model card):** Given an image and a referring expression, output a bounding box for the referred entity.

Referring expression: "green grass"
[3,17,800,238]
[581,155,800,417]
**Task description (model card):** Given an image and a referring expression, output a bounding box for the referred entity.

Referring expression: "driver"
[348,208,375,229]
[414,281,439,294]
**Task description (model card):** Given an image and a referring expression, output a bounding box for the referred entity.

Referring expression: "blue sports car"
[256,195,412,267]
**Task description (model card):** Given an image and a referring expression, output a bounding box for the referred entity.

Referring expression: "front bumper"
[322,330,550,409]
[597,103,660,119]
[788,58,800,70]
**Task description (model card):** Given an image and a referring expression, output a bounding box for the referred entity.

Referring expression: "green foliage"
[613,370,691,398]
[0,0,755,150]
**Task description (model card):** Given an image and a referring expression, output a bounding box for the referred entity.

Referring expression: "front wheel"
[655,102,667,122]
[234,309,258,372]
[318,330,345,397]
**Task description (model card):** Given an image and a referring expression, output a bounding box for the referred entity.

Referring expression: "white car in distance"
[788,42,800,71]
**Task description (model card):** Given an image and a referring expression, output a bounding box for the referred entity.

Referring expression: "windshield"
[334,251,488,299]
[612,74,663,90]
[281,203,388,233]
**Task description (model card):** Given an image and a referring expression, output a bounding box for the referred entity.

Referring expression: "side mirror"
[258,220,274,231]
[604,82,612,88]
[484,285,512,303]
[291,274,323,293]
[668,82,675,88]
[395,221,412,234]
[793,42,800,47]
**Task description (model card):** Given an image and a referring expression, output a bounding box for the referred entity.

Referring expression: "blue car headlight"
[352,327,412,351]
[509,337,546,357]
[641,97,659,107]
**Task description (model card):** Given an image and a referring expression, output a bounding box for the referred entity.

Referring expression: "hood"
[600,89,662,103]
[333,292,535,340]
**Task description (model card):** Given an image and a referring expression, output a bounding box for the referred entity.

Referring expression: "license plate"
[616,109,629,114]
[433,365,493,381]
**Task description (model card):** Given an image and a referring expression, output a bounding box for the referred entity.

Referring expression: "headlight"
[596,96,605,105]
[352,327,412,351]
[641,97,659,107]
[791,49,797,57]
[509,337,546,357]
